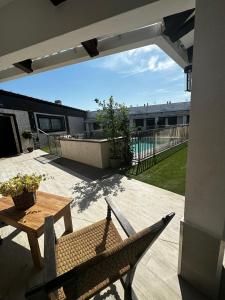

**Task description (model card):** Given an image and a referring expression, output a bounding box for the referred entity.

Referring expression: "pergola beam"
[169,16,195,43]
[50,0,67,6]
[13,59,33,73]
[0,21,191,82]
[0,0,195,70]
[187,45,193,63]
[164,9,195,37]
[81,38,99,57]
[163,9,195,43]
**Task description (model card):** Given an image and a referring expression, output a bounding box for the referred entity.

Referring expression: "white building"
[85,101,190,132]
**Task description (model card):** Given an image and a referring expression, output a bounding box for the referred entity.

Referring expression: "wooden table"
[0,191,73,269]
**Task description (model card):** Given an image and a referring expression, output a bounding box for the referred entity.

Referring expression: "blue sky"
[0,45,190,111]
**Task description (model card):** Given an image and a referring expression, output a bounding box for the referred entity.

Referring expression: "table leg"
[64,205,73,234]
[27,232,43,269]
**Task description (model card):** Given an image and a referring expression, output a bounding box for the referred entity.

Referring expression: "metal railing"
[37,128,62,156]
[131,125,189,164]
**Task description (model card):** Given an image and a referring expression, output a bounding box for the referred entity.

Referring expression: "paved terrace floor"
[0,150,223,300]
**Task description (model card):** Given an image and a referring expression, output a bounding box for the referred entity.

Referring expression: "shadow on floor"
[0,229,43,300]
[71,174,126,212]
[50,157,116,181]
[178,276,210,300]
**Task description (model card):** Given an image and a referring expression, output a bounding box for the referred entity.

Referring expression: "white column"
[178,1,225,299]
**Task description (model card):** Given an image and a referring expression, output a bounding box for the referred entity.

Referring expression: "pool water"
[132,137,175,157]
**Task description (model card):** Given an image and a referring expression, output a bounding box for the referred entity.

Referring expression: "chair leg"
[124,284,132,300]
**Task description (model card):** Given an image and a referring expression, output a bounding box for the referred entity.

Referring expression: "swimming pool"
[132,137,177,159]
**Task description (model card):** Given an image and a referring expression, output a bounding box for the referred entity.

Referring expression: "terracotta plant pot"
[12,191,36,210]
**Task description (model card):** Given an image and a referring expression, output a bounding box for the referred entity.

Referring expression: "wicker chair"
[26,198,175,300]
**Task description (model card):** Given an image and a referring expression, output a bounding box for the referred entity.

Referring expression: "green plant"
[118,105,133,164]
[0,174,46,197]
[96,96,121,159]
[96,96,133,164]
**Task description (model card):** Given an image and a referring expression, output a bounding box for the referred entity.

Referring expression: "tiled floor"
[0,150,218,299]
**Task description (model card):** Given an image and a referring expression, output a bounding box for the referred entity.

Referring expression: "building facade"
[0,90,86,157]
[85,101,190,132]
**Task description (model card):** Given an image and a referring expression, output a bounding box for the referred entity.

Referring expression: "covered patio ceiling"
[0,0,195,82]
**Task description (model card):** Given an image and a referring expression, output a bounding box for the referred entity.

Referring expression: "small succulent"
[0,173,46,197]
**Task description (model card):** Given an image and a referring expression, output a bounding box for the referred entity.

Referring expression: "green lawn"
[127,146,188,195]
[40,146,50,153]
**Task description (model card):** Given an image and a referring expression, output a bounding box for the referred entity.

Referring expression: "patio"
[0,150,210,300]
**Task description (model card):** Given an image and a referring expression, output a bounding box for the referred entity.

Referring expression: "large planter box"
[60,138,111,169]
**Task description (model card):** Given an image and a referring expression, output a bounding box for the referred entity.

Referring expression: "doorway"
[0,114,20,157]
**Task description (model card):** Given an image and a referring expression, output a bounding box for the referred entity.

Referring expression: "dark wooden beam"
[170,16,195,43]
[164,9,195,43]
[81,38,99,57]
[164,9,195,36]
[184,64,192,74]
[14,59,33,73]
[50,0,67,6]
[187,46,193,64]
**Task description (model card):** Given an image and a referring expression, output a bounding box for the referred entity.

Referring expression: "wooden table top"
[0,191,72,236]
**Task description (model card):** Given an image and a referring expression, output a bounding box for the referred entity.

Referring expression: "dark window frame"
[168,116,177,125]
[93,122,101,130]
[37,114,66,132]
[134,119,144,128]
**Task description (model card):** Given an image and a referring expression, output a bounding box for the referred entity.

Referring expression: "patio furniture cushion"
[55,219,127,299]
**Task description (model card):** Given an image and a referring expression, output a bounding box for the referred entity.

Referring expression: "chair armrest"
[44,216,57,283]
[105,197,136,237]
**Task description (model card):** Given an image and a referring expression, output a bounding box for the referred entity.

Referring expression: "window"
[187,115,190,124]
[146,118,155,129]
[93,122,101,130]
[134,119,144,128]
[158,117,166,127]
[168,116,177,125]
[37,115,65,132]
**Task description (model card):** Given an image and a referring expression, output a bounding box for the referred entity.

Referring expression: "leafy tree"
[96,96,133,164]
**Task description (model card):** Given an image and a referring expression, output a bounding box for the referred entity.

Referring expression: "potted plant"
[0,174,46,210]
[22,131,33,152]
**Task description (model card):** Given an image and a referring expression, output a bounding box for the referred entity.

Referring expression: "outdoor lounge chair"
[26,198,175,300]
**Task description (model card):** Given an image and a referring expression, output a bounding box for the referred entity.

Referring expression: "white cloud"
[99,44,177,75]
[127,44,159,56]
[148,56,176,72]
